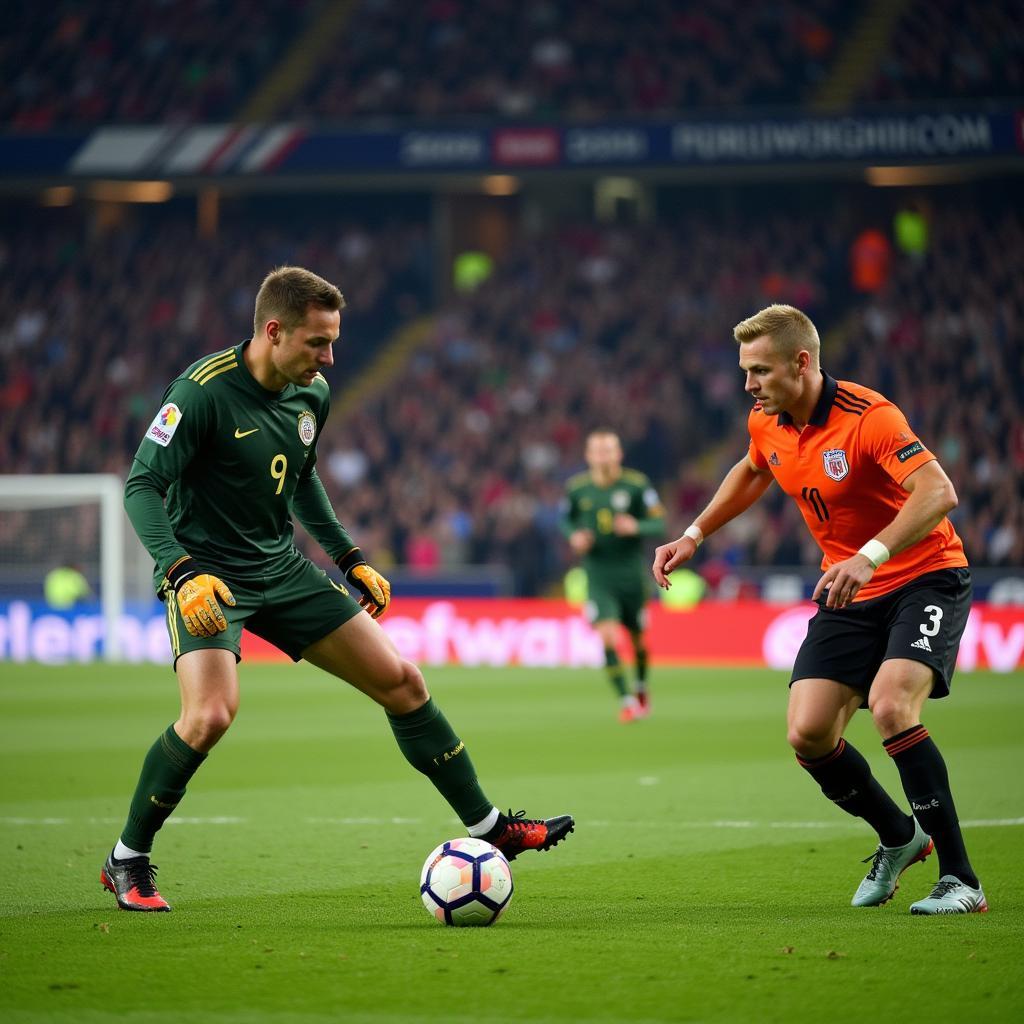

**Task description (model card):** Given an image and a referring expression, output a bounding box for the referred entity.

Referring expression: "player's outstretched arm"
[124,466,192,582]
[653,456,772,588]
[875,459,959,553]
[292,469,358,556]
[291,471,391,618]
[812,460,958,609]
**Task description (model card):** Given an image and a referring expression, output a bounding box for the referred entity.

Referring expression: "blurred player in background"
[102,266,573,912]
[561,430,665,723]
[653,304,985,915]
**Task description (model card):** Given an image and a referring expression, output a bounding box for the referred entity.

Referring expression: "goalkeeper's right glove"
[166,556,236,638]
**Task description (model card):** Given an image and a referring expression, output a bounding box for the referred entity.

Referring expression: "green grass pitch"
[1,661,1021,1024]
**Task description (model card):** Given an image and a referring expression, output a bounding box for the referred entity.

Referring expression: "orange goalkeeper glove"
[337,548,391,619]
[166,556,236,637]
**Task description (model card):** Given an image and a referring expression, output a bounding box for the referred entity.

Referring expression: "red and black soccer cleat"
[635,689,650,716]
[101,851,171,912]
[486,810,575,861]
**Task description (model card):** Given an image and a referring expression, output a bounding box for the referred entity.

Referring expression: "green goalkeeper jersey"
[559,468,665,581]
[125,340,354,592]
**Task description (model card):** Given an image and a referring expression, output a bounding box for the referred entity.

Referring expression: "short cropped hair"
[733,304,820,368]
[253,266,346,335]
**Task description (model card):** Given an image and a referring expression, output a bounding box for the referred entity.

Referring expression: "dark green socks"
[387,698,493,827]
[121,725,207,853]
[604,648,628,697]
[633,639,648,687]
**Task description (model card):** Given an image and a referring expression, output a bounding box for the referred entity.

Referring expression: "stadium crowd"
[5,0,857,129]
[1,0,322,129]
[2,189,1020,594]
[5,0,1017,131]
[860,0,1023,105]
[291,0,852,121]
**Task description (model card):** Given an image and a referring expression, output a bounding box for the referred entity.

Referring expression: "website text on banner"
[1,599,1021,672]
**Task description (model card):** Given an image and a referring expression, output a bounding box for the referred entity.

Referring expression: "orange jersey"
[747,373,967,601]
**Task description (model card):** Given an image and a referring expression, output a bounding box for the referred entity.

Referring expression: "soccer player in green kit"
[102,267,573,912]
[561,430,665,722]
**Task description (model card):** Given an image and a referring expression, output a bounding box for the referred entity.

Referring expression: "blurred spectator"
[850,227,892,293]
[453,251,495,293]
[44,563,92,608]
[893,204,929,260]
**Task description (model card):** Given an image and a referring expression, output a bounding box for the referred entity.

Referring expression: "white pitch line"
[575,817,1024,830]
[962,816,1024,828]
[0,816,246,826]
[306,817,423,825]
[165,816,246,825]
[0,817,69,825]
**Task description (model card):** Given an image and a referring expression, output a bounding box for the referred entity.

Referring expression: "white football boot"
[851,818,933,907]
[910,875,988,915]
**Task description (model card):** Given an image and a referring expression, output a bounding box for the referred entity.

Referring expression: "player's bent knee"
[381,661,428,715]
[179,704,236,750]
[786,720,838,758]
[868,696,914,737]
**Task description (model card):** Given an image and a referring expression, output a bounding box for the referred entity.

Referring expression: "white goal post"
[0,474,125,660]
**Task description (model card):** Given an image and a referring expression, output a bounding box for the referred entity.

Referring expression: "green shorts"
[584,572,650,633]
[163,550,363,667]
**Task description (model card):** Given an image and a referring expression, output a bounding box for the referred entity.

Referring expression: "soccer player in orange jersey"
[653,304,986,915]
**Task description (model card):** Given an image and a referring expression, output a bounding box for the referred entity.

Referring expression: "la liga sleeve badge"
[145,403,182,447]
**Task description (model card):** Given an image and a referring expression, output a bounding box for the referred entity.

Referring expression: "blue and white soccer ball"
[420,837,514,926]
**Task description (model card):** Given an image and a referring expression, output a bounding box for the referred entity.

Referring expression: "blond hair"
[733,304,820,368]
[254,266,346,335]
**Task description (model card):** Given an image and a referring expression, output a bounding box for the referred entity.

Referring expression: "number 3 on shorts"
[920,604,943,637]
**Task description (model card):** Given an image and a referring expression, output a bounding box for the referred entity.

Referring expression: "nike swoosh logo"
[234,428,259,439]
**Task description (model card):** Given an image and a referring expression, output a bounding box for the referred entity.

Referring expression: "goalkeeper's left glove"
[336,548,391,619]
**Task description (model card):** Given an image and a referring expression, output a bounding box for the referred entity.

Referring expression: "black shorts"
[790,568,972,701]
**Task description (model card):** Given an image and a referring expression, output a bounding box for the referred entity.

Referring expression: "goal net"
[0,475,137,661]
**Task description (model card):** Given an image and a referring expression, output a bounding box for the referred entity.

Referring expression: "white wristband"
[858,539,890,568]
[683,525,704,547]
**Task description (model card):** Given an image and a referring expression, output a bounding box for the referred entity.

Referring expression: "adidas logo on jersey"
[768,452,780,466]
[910,636,933,652]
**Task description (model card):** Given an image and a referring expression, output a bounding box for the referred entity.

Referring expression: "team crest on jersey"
[145,403,182,447]
[611,490,631,511]
[822,448,849,481]
[297,410,316,446]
